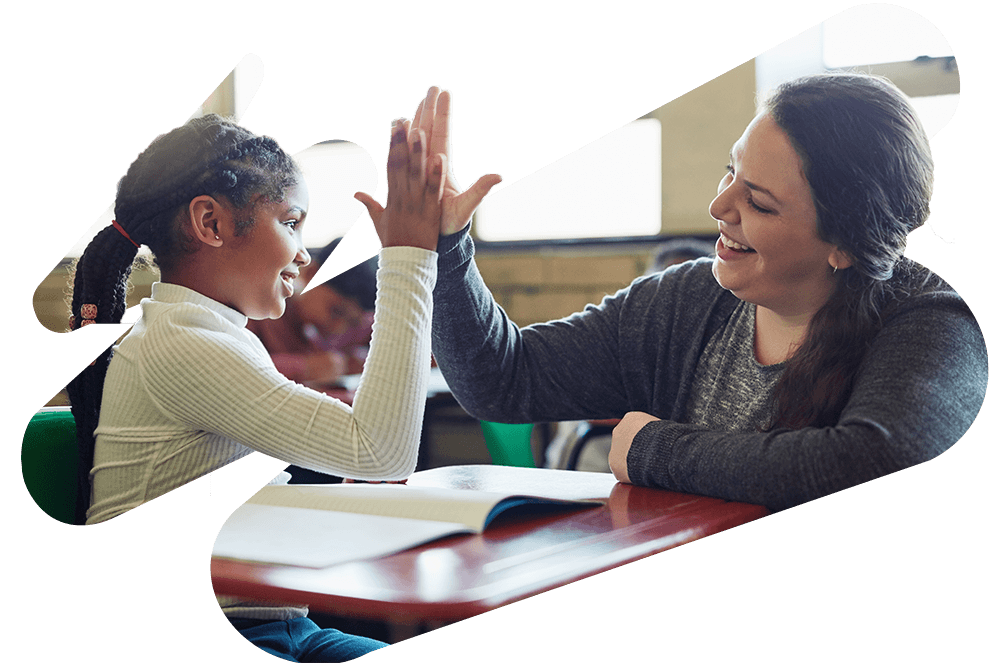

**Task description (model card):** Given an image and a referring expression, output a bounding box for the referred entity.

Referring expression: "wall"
[32,60,757,400]
[472,59,756,327]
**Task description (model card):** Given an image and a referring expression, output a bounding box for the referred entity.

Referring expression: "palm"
[410,87,501,236]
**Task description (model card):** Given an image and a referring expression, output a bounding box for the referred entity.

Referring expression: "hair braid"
[64,114,298,523]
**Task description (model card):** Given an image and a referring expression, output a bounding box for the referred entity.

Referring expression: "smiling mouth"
[281,272,297,289]
[720,235,756,253]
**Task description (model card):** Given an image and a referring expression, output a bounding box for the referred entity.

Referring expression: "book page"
[246,483,522,531]
[212,503,469,568]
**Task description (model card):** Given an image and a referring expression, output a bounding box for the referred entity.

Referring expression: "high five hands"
[356,120,446,251]
[356,87,502,248]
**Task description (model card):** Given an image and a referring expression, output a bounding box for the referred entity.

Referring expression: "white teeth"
[722,235,751,252]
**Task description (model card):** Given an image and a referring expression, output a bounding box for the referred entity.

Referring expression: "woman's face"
[219,181,311,320]
[709,112,844,318]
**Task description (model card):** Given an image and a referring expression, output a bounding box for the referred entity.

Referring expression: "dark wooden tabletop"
[211,465,769,623]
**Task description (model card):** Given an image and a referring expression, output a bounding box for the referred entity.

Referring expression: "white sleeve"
[138,246,437,480]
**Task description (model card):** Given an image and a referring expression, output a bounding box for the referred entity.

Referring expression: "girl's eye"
[284,220,301,230]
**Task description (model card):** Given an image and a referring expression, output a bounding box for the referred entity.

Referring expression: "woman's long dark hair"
[65,114,299,523]
[764,73,939,429]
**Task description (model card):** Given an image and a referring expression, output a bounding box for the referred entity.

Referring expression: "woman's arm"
[431,228,643,424]
[617,291,987,511]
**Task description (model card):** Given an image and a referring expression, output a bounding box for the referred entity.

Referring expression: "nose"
[708,176,738,225]
[295,244,311,268]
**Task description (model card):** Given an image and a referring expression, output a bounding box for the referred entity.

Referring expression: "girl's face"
[709,113,844,318]
[221,181,311,320]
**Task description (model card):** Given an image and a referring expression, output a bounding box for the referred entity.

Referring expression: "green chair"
[21,407,81,525]
[479,420,536,468]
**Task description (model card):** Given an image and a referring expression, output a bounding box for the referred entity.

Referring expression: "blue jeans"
[229,617,388,661]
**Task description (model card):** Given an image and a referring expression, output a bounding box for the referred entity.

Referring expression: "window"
[66,53,377,258]
[473,119,662,243]
[757,4,958,138]
[476,4,959,244]
[293,140,377,250]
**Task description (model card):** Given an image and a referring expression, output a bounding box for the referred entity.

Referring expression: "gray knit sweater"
[431,229,987,511]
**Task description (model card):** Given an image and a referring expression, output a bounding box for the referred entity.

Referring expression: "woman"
[423,74,987,512]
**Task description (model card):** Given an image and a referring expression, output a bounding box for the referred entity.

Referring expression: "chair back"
[21,407,81,524]
[479,420,536,468]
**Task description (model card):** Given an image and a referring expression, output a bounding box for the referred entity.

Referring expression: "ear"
[828,246,853,272]
[186,195,227,248]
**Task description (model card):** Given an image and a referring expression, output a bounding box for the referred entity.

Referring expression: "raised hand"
[355,121,447,251]
[410,86,502,236]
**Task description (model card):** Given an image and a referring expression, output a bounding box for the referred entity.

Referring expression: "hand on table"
[357,87,502,240]
[355,120,446,251]
[608,411,661,484]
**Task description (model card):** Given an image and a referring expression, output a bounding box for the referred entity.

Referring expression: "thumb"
[454,173,502,220]
[354,192,384,223]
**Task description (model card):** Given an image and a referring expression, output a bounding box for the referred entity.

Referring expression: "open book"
[213,480,606,569]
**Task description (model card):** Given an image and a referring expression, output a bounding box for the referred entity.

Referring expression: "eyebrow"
[729,150,783,206]
[288,206,308,220]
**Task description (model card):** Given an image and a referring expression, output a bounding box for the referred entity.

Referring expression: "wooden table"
[212,465,768,625]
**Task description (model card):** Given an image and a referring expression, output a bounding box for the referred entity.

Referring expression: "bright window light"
[294,141,377,250]
[232,55,263,121]
[474,119,662,242]
[756,5,958,138]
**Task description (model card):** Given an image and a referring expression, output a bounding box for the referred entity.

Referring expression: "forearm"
[431,229,528,420]
[626,421,900,511]
[142,248,436,480]
[432,229,630,423]
[626,294,987,511]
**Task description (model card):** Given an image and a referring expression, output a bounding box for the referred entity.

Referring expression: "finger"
[412,98,425,131]
[432,89,452,166]
[354,192,385,221]
[387,121,409,201]
[454,173,502,219]
[418,86,440,152]
[410,128,427,196]
[426,153,447,203]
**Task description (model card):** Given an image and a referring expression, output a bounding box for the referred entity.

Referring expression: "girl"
[68,113,447,525]
[66,93,495,660]
[420,75,987,512]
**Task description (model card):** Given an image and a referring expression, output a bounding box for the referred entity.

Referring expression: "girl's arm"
[139,122,449,480]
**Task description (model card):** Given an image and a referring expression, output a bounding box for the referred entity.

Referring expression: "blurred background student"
[247,237,380,485]
[544,236,715,471]
[248,237,378,404]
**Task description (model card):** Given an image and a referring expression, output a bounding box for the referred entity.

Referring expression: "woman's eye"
[747,196,774,215]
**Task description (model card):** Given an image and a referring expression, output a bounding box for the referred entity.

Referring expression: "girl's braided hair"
[65,114,299,523]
